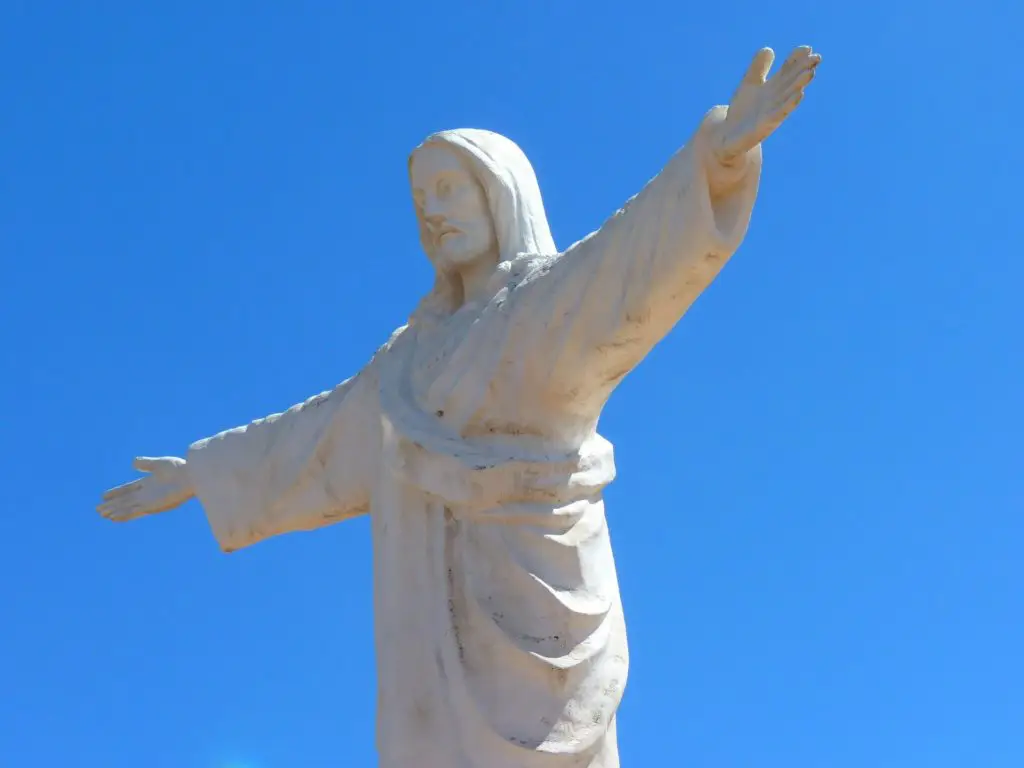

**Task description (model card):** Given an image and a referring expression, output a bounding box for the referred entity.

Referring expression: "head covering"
[408,129,556,323]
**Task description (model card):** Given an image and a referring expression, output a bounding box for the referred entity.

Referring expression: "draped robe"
[185,107,762,767]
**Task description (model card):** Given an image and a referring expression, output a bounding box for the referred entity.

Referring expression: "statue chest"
[389,314,594,449]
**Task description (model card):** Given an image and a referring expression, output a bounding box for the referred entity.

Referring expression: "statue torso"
[394,287,599,454]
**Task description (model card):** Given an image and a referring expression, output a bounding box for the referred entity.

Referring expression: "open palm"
[97,456,193,522]
[715,46,821,162]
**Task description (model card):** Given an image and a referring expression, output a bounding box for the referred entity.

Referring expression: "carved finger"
[769,72,812,106]
[791,58,820,91]
[774,58,815,95]
[771,72,813,108]
[102,479,142,500]
[777,45,814,76]
[765,91,805,125]
[98,499,138,521]
[770,66,815,102]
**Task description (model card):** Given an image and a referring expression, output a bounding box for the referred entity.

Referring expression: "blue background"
[2,2,1020,766]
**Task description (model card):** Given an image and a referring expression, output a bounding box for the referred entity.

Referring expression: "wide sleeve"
[508,106,762,414]
[185,367,379,552]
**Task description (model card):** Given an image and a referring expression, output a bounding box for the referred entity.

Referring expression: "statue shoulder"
[364,324,411,369]
[380,324,410,352]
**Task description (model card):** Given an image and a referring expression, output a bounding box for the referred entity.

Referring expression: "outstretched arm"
[98,367,380,552]
[509,46,819,414]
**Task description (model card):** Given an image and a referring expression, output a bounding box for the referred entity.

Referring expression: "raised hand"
[97,456,194,522]
[714,46,821,163]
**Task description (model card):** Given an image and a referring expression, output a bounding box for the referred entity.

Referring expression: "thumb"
[133,456,182,475]
[744,47,775,85]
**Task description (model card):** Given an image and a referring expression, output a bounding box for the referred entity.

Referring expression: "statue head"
[408,129,556,319]
[409,142,497,272]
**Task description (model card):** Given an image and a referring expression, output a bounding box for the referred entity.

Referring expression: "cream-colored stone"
[98,46,820,767]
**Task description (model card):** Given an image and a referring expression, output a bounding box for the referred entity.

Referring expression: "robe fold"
[186,107,761,767]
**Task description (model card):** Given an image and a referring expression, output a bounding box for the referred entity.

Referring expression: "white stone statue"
[99,46,820,767]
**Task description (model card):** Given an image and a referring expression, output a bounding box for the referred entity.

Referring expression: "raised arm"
[98,365,380,552]
[509,46,819,412]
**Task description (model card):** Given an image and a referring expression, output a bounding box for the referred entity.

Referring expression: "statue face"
[410,144,496,270]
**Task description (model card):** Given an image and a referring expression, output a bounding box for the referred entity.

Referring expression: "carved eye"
[437,179,451,200]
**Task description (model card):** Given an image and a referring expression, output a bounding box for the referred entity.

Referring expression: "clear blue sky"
[2,2,1020,766]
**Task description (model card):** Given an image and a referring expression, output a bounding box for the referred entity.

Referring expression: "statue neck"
[451,252,498,308]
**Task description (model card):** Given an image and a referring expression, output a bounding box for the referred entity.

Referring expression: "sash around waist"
[380,413,616,515]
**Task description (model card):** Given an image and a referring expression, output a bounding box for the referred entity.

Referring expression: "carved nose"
[423,214,449,241]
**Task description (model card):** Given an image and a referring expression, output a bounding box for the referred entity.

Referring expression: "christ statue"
[99,46,821,767]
